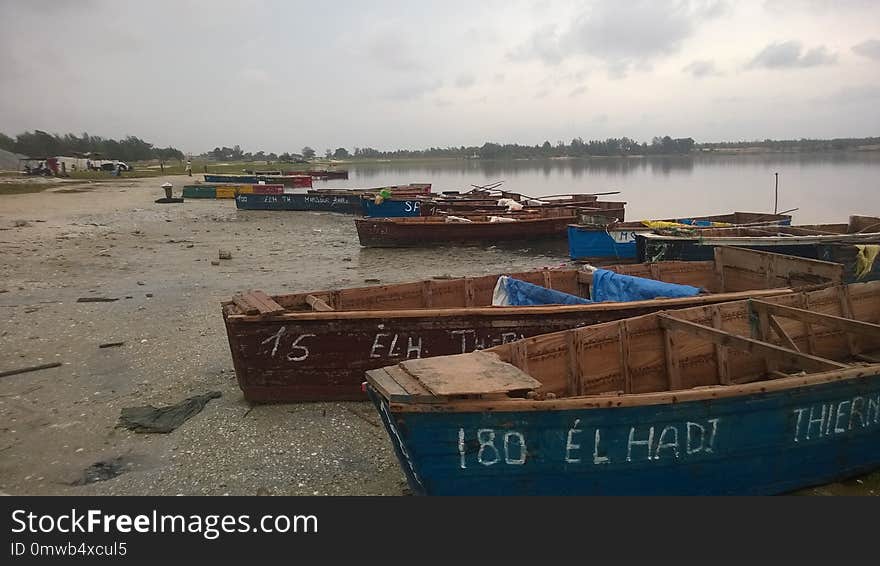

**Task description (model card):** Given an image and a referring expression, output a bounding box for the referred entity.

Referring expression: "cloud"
[365,33,422,71]
[455,73,476,88]
[815,84,880,104]
[382,80,442,101]
[747,41,837,69]
[508,1,727,77]
[683,59,720,77]
[569,85,588,97]
[507,24,563,65]
[534,89,550,99]
[852,39,880,60]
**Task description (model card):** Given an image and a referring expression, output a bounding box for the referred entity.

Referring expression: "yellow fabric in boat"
[855,244,880,279]
[640,220,733,229]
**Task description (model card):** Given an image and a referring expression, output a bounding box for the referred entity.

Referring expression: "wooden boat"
[637,215,880,283]
[246,169,350,180]
[366,280,880,495]
[235,184,432,213]
[204,174,313,188]
[568,211,793,262]
[355,207,600,247]
[221,247,843,401]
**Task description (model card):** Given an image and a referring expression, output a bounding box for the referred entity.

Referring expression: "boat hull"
[223,292,790,402]
[361,198,424,217]
[368,373,880,495]
[204,174,312,188]
[637,237,880,283]
[235,193,363,213]
[355,216,573,247]
[568,225,653,261]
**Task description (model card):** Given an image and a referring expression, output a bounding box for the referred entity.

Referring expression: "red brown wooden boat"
[221,247,843,402]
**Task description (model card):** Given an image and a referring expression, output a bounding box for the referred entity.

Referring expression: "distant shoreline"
[315,147,880,166]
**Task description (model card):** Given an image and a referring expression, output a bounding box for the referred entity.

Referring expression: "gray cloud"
[853,39,880,60]
[365,34,423,72]
[747,41,837,69]
[569,85,588,97]
[683,59,720,78]
[507,24,563,65]
[455,74,476,88]
[382,81,442,101]
[815,84,880,104]
[510,1,726,76]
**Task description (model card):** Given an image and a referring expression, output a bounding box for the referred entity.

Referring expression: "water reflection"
[313,152,880,223]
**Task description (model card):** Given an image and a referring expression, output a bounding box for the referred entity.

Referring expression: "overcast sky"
[1,0,878,154]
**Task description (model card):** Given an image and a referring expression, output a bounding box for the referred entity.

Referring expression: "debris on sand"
[218,249,232,260]
[76,297,118,303]
[0,362,62,379]
[99,341,125,349]
[117,391,222,433]
[72,457,130,486]
[14,220,30,228]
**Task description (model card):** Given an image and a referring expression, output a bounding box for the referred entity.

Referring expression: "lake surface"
[315,152,880,224]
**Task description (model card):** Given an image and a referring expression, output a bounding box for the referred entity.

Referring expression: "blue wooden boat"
[568,211,793,262]
[361,197,425,217]
[637,216,880,283]
[235,192,364,213]
[366,281,880,495]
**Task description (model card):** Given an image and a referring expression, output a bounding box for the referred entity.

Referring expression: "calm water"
[315,153,880,224]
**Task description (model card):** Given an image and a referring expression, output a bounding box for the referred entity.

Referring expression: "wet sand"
[0,175,569,495]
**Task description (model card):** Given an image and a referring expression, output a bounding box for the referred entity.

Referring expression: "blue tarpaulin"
[492,270,702,306]
[590,269,702,302]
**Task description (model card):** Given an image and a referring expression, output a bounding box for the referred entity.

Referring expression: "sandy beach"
[0,175,572,495]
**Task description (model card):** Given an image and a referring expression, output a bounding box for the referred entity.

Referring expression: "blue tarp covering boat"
[492,270,702,306]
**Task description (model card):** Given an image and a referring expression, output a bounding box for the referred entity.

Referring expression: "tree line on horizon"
[0,130,184,163]
[3,130,878,163]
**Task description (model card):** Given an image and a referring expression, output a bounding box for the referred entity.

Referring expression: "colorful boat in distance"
[235,184,433,214]
[568,211,793,262]
[366,280,880,495]
[637,215,880,283]
[220,246,843,401]
[246,169,349,180]
[204,174,313,188]
[183,184,283,199]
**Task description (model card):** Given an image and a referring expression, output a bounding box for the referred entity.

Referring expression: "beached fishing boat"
[221,247,842,401]
[637,215,880,283]
[568,211,793,262]
[355,206,608,247]
[246,169,350,180]
[366,280,880,495]
[235,184,433,213]
[204,173,313,188]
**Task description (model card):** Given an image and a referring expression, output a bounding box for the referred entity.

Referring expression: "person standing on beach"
[185,159,192,176]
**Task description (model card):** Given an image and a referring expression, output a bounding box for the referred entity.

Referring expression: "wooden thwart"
[305,294,334,312]
[749,299,880,338]
[657,314,849,373]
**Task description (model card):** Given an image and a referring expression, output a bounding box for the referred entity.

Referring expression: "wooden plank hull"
[569,212,793,261]
[224,291,795,402]
[638,236,880,283]
[355,216,573,247]
[235,193,364,213]
[204,174,313,188]
[367,373,880,495]
[361,198,425,217]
